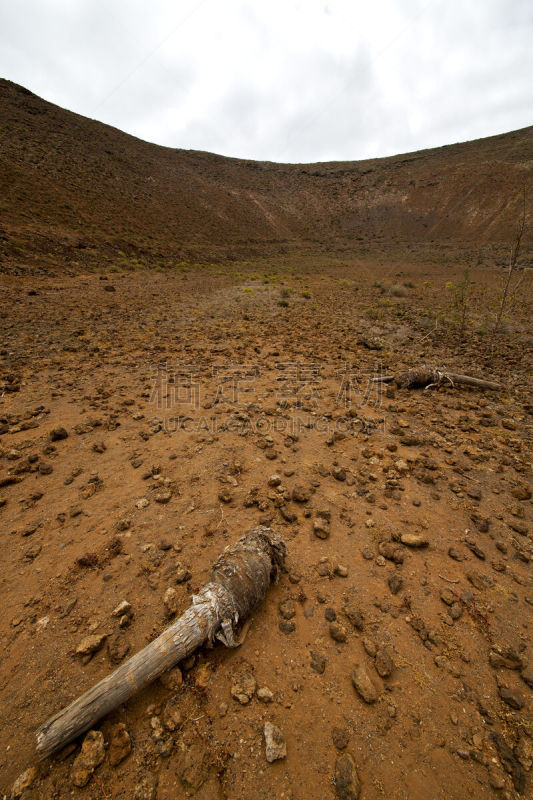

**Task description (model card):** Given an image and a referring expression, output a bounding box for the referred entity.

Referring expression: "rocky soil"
[0,257,532,800]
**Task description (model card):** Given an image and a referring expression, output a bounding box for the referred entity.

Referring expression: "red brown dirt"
[0,83,532,800]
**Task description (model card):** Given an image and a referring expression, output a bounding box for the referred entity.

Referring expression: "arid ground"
[1,252,532,800]
[0,78,532,800]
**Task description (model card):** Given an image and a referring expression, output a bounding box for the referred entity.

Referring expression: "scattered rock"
[352,663,379,703]
[50,427,68,441]
[292,484,311,502]
[332,727,350,751]
[163,587,178,616]
[107,633,130,664]
[334,753,361,800]
[257,686,274,703]
[375,646,394,678]
[400,532,429,548]
[310,650,327,674]
[112,600,131,618]
[334,564,349,577]
[279,599,296,619]
[10,766,38,798]
[332,466,346,481]
[231,671,256,704]
[314,517,330,539]
[154,490,172,504]
[498,686,524,710]
[163,698,183,731]
[76,633,107,658]
[330,621,348,642]
[108,723,132,766]
[378,541,404,563]
[448,602,463,621]
[159,666,183,691]
[343,603,364,631]
[71,730,105,787]
[264,721,287,762]
[511,485,531,501]
[388,573,403,594]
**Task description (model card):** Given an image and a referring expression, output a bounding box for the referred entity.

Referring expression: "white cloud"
[0,0,531,161]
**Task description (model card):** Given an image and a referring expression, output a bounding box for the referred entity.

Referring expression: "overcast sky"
[1,0,532,163]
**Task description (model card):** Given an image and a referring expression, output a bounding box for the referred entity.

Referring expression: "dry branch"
[36,526,286,760]
[372,366,502,391]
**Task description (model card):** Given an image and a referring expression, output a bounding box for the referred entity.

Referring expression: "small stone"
[314,517,330,539]
[107,633,130,664]
[292,484,311,502]
[163,698,183,731]
[71,730,105,787]
[400,532,429,548]
[136,498,149,509]
[334,753,361,800]
[163,587,178,616]
[268,474,282,487]
[448,602,463,621]
[375,646,394,678]
[264,721,286,762]
[344,603,364,631]
[440,588,455,606]
[511,485,531,501]
[332,727,350,751]
[11,767,38,798]
[108,723,132,766]
[363,637,377,657]
[488,768,506,790]
[279,599,296,619]
[231,671,256,704]
[378,541,404,563]
[112,600,131,618]
[352,663,379,703]
[76,633,107,657]
[498,686,524,709]
[325,607,337,622]
[154,490,172,504]
[334,564,349,577]
[159,666,183,691]
[332,466,347,482]
[50,427,68,441]
[257,686,274,703]
[310,650,327,674]
[448,546,464,561]
[279,620,296,634]
[330,621,348,642]
[388,574,403,594]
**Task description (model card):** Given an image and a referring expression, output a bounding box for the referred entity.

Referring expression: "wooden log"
[392,366,502,391]
[36,526,286,759]
[445,372,502,391]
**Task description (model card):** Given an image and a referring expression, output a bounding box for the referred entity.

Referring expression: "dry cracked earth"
[0,257,532,800]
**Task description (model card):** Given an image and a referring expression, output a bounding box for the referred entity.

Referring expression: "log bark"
[36,526,286,760]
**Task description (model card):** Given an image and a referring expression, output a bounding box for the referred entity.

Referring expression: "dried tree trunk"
[36,526,286,760]
[372,366,501,391]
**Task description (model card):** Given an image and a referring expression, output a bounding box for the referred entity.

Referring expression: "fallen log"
[36,526,286,759]
[372,366,502,391]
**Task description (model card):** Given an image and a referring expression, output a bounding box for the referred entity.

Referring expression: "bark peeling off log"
[36,526,286,760]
